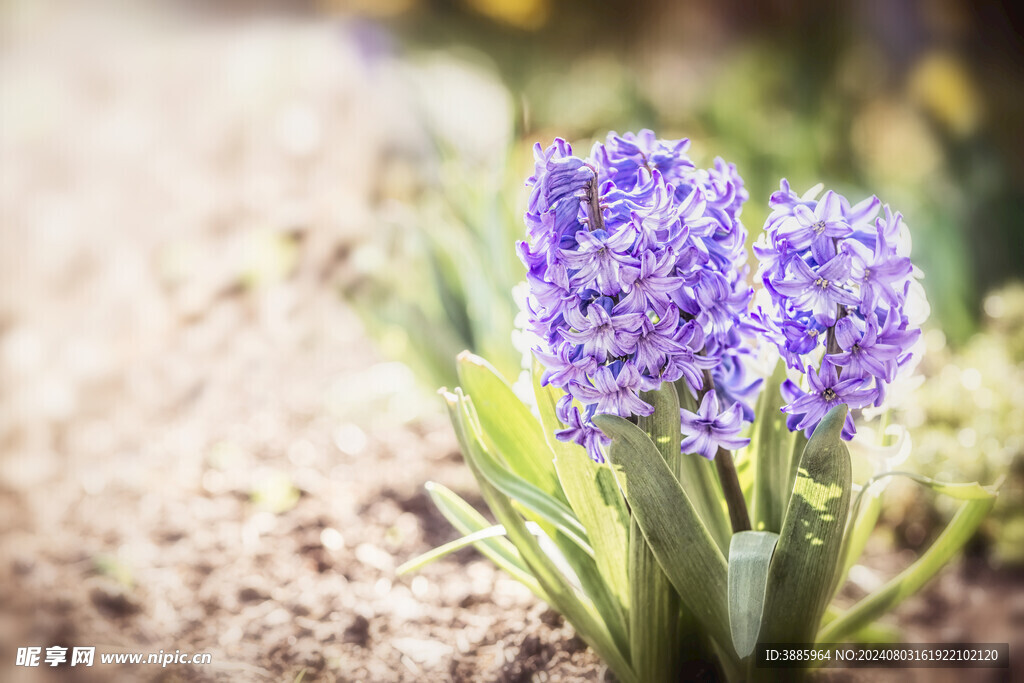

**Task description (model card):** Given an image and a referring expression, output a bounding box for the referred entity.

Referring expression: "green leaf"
[834,481,885,601]
[452,389,593,557]
[533,360,630,641]
[630,383,687,682]
[397,524,509,575]
[728,531,779,659]
[457,353,565,503]
[819,474,997,643]
[673,382,732,553]
[549,527,630,656]
[443,390,638,683]
[594,412,732,653]
[752,361,796,533]
[758,405,851,647]
[629,518,679,683]
[784,429,809,509]
[422,482,545,598]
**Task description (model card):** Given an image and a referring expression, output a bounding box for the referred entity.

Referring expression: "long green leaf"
[819,475,997,643]
[673,381,732,553]
[594,413,732,653]
[453,389,593,556]
[752,361,796,533]
[631,383,686,682]
[533,361,630,646]
[397,524,509,575]
[444,391,638,683]
[457,353,565,502]
[758,405,851,648]
[784,428,809,509]
[423,482,545,598]
[835,481,885,600]
[728,531,779,659]
[628,518,678,682]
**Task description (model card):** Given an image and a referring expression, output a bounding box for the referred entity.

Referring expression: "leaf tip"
[811,404,849,443]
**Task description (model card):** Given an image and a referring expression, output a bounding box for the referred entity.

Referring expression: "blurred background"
[1,0,1022,680]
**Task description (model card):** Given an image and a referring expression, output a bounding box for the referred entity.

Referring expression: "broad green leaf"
[784,428,809,502]
[736,450,755,503]
[533,360,630,643]
[758,405,851,647]
[819,474,997,643]
[673,381,732,553]
[548,526,630,656]
[728,531,779,659]
[594,413,732,654]
[423,482,544,598]
[453,389,593,557]
[629,518,679,683]
[444,391,638,683]
[630,383,687,682]
[752,361,796,533]
[397,524,509,575]
[457,353,565,503]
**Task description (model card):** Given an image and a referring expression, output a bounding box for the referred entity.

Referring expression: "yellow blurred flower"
[851,100,941,186]
[908,51,982,137]
[462,0,550,30]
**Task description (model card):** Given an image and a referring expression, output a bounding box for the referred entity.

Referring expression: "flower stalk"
[700,368,750,533]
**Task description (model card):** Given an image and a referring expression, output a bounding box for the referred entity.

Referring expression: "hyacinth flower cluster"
[753,181,925,439]
[517,131,759,462]
[406,130,998,683]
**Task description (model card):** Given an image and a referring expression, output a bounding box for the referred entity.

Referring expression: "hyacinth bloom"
[679,391,751,460]
[520,131,757,462]
[770,253,860,326]
[520,132,926,456]
[755,181,926,438]
[780,360,876,439]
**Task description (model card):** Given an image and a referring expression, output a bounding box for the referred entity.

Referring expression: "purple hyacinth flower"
[827,316,901,382]
[534,343,598,388]
[555,400,611,463]
[521,132,757,461]
[560,299,646,363]
[844,226,913,314]
[781,360,876,438]
[780,317,824,358]
[661,321,718,392]
[572,364,654,418]
[561,227,640,296]
[774,190,852,257]
[771,253,859,326]
[617,249,683,314]
[679,391,751,460]
[874,307,922,368]
[631,307,689,376]
[692,271,753,338]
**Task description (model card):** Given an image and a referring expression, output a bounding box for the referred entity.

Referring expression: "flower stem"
[585,175,604,233]
[701,369,751,533]
[715,446,751,533]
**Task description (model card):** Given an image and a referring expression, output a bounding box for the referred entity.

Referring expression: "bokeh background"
[1,1,1022,681]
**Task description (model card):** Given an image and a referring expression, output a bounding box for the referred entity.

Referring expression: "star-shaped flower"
[679,391,750,460]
